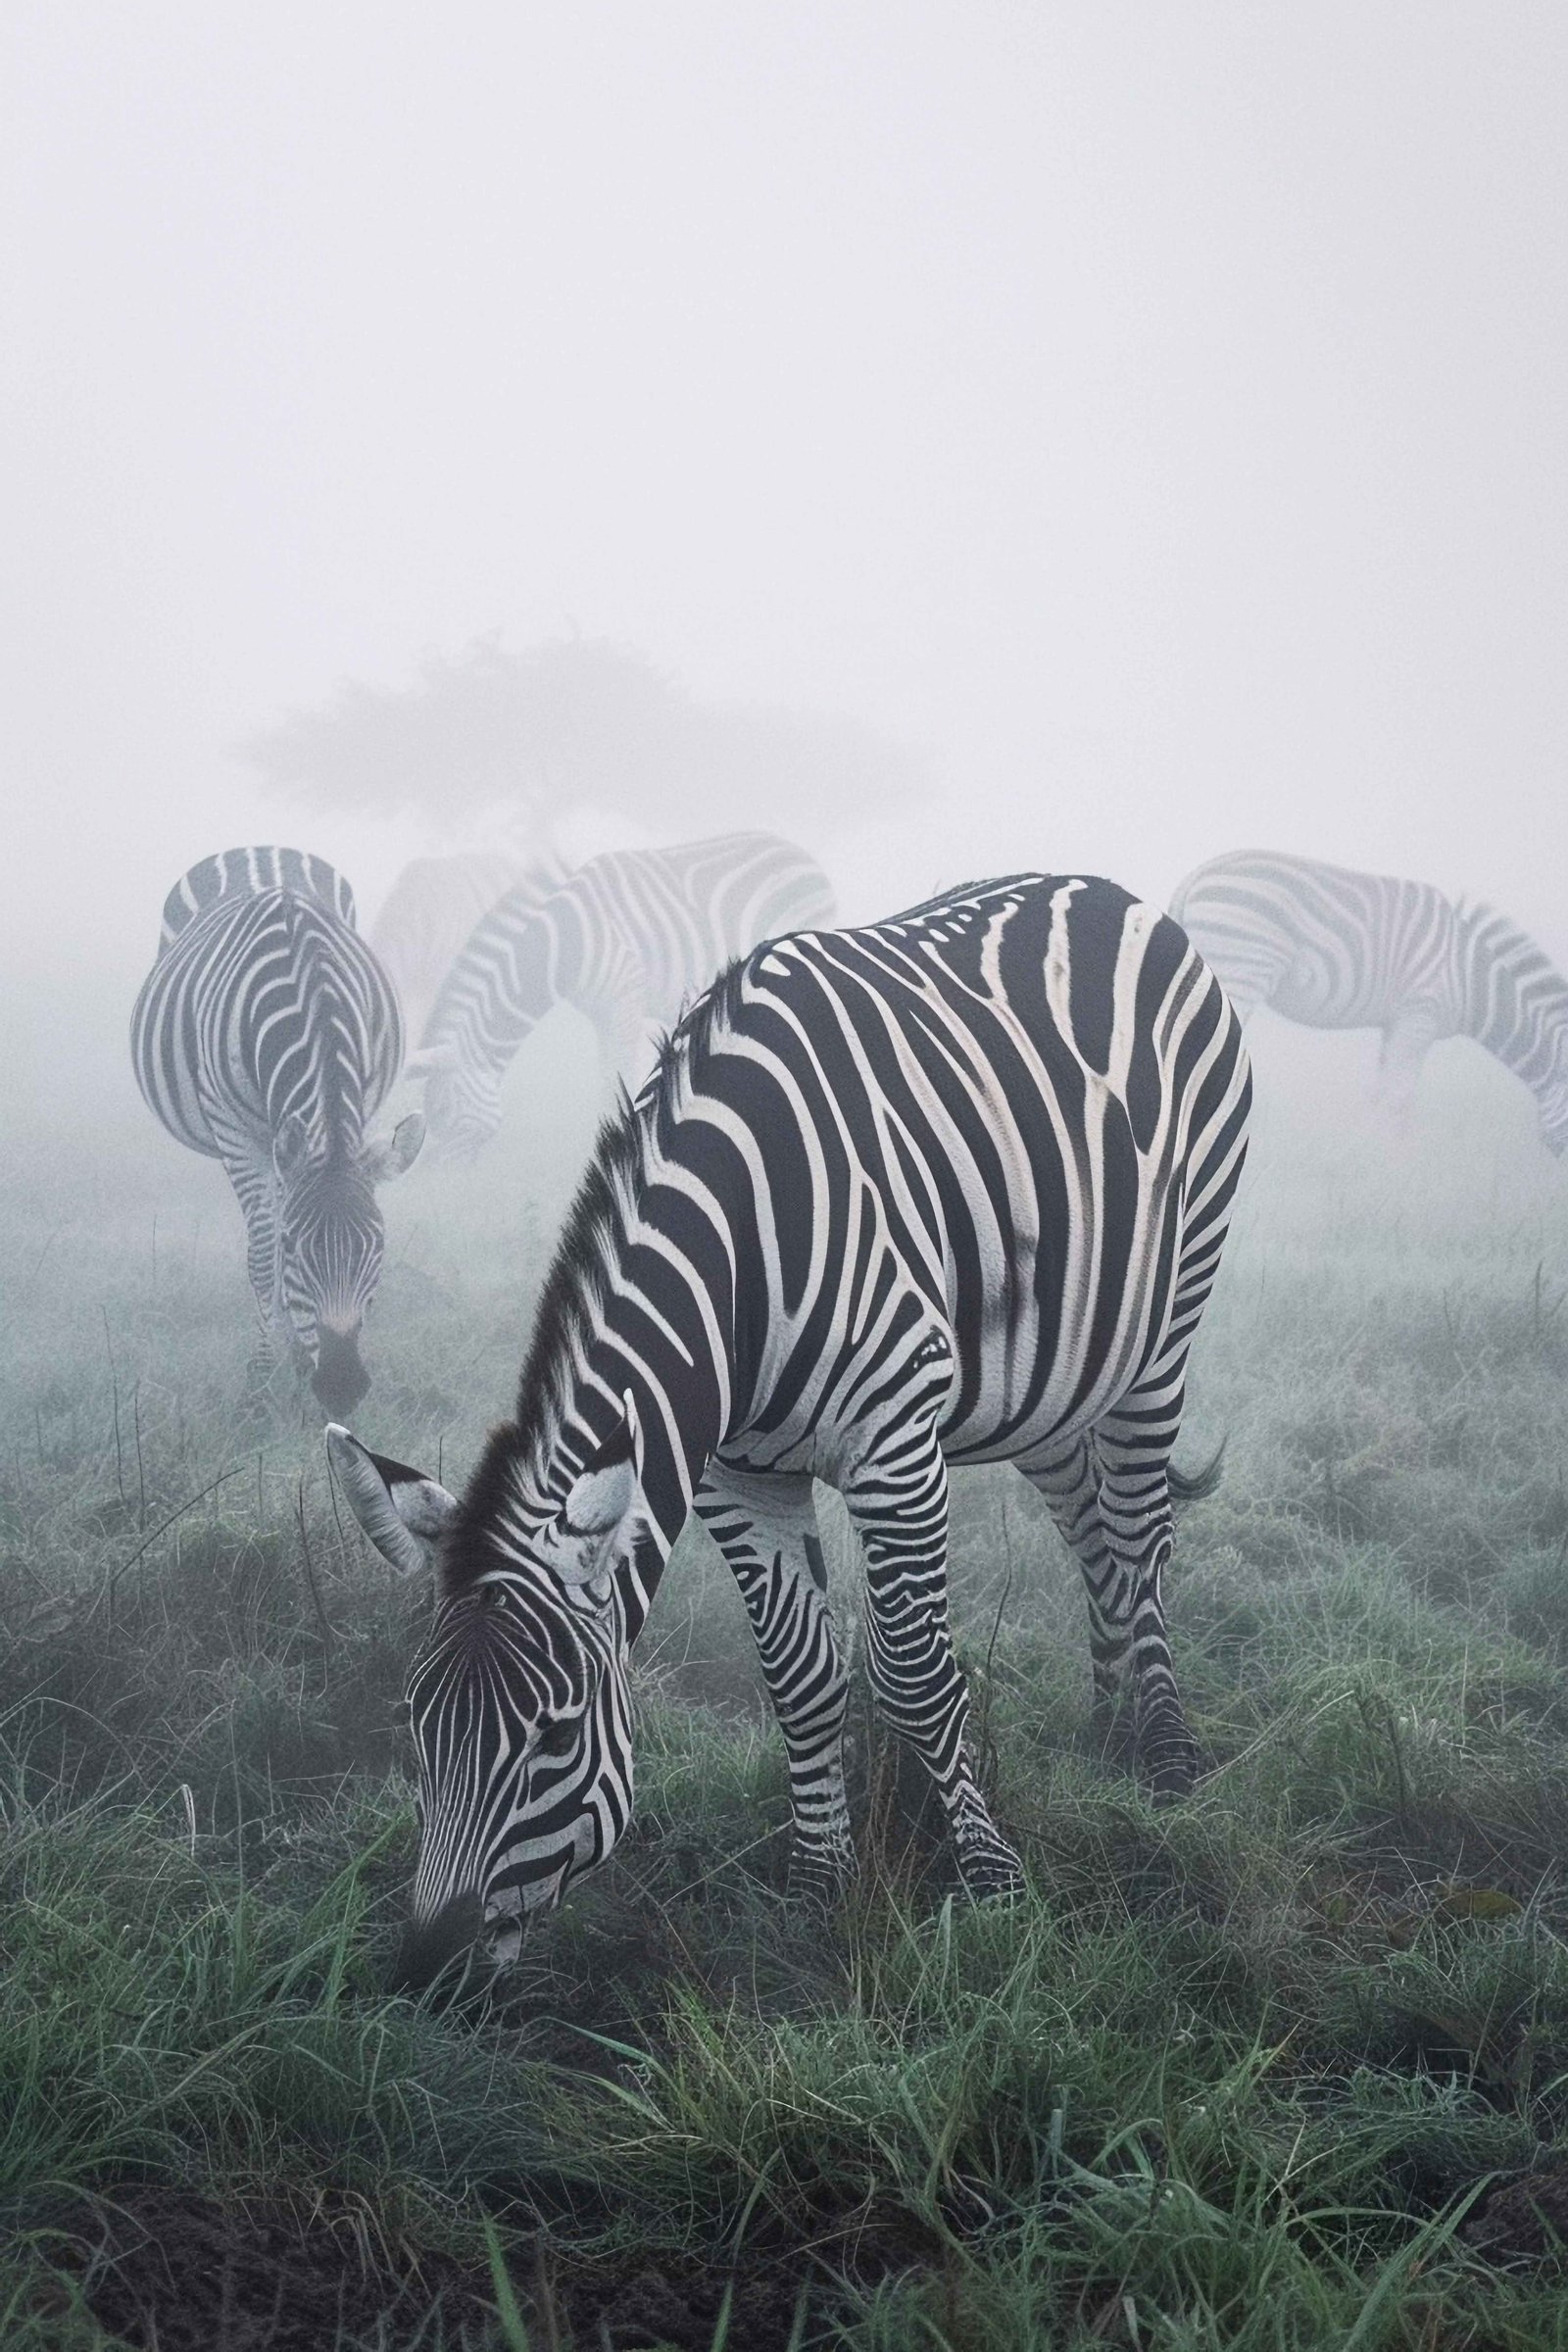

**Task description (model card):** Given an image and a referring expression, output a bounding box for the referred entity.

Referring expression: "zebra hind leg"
[846,1438,1024,1901]
[695,1465,858,1907]
[1019,1438,1135,1762]
[1023,1430,1198,1802]
[1094,1421,1199,1802]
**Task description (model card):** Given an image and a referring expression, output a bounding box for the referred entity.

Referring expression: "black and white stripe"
[158,844,356,946]
[1170,850,1568,1151]
[405,832,837,1157]
[131,848,425,1414]
[332,873,1250,1977]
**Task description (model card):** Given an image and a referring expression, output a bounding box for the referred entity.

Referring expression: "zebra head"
[403,1043,504,1162]
[273,1111,425,1413]
[326,1400,651,1985]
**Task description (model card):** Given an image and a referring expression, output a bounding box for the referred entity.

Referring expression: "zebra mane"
[416,862,571,1051]
[643,955,748,1103]
[446,958,750,1595]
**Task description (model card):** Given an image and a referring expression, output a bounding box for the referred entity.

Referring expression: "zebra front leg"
[695,1464,857,1905]
[223,1149,290,1409]
[1374,1010,1440,1118]
[846,1438,1024,1901]
[241,1300,303,1419]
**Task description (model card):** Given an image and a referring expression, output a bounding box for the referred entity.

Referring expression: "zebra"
[131,847,425,1416]
[403,832,837,1159]
[368,851,564,1049]
[1170,849,1568,1152]
[328,871,1250,1983]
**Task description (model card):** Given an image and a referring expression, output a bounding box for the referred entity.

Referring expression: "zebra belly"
[721,1204,1178,1487]
[1268,975,1457,1039]
[130,964,227,1158]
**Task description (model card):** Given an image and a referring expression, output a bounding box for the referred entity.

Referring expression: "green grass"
[5,1049,1568,2345]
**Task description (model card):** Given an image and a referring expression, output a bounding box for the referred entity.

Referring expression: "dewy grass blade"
[479,2213,533,2352]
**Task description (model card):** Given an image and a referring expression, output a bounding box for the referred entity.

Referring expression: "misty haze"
[3,7,1567,2347]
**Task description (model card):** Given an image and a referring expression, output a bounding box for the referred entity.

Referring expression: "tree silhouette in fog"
[237,636,928,839]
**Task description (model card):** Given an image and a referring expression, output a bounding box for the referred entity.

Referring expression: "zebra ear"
[364,1112,425,1183]
[545,1393,647,1590]
[273,1111,312,1183]
[325,1424,459,1576]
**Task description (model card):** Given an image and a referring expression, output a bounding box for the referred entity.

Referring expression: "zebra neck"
[468,1073,738,1644]
[425,899,575,1071]
[490,1357,727,1655]
[1453,903,1568,1095]
[497,1246,732,1650]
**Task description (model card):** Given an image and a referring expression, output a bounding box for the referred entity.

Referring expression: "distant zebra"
[131,848,425,1415]
[405,832,837,1158]
[329,873,1250,1982]
[368,851,564,1048]
[1170,850,1568,1152]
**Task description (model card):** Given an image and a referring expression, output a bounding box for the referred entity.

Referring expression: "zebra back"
[134,851,400,1165]
[158,847,355,956]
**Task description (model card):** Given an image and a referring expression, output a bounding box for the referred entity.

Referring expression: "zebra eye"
[533,1716,577,1758]
[480,1582,508,1611]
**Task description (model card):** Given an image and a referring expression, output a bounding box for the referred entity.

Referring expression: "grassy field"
[5,1022,1568,2348]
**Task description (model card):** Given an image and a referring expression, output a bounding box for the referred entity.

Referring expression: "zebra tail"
[1167,1439,1226,1505]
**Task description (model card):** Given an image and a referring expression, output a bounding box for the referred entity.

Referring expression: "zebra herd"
[128,840,1568,1976]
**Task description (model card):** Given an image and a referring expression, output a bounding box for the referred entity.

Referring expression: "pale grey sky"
[4,1,1565,1105]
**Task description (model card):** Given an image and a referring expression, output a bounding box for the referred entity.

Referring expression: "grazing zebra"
[405,832,837,1158]
[368,851,564,1048]
[329,872,1250,1981]
[1170,850,1568,1152]
[131,848,425,1415]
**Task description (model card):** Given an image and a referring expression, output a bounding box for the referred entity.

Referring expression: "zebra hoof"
[956,1840,1027,1904]
[786,1844,858,1911]
[1087,1705,1138,1769]
[1143,1742,1200,1806]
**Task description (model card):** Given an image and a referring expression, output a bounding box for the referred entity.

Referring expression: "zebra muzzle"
[312,1328,370,1416]
[395,1891,487,1993]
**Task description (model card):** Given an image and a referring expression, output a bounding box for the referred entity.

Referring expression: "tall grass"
[3,1054,1568,2343]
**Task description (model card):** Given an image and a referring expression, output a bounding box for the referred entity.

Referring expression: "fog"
[9,21,1568,2326]
[4,1,1565,1116]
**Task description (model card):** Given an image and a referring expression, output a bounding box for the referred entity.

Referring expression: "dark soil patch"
[1463,2169,1568,2272]
[42,2185,822,2351]
[47,2187,491,2350]
[554,2260,810,2350]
